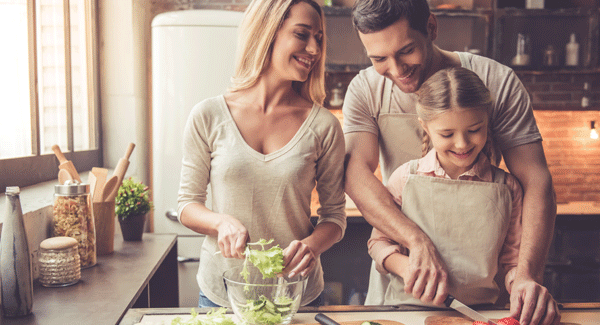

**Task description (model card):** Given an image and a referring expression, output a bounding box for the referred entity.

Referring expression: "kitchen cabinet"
[1,233,178,325]
[323,6,599,72]
[545,212,600,302]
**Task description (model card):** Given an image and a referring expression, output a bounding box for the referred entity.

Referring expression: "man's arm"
[502,141,560,325]
[344,131,449,305]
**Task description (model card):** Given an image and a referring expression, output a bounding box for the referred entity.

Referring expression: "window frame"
[0,0,101,192]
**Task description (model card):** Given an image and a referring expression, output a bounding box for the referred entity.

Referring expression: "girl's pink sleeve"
[367,162,411,274]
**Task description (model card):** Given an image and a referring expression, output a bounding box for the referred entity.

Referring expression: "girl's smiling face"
[420,107,488,179]
[268,1,323,82]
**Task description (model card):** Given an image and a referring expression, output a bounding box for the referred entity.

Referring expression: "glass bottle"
[511,33,530,67]
[1,186,33,317]
[53,180,96,268]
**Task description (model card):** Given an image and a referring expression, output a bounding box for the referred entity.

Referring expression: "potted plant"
[115,177,153,241]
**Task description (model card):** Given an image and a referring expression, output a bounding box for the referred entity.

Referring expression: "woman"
[177,0,346,308]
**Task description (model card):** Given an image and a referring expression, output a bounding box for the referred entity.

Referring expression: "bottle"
[581,82,590,108]
[543,44,558,68]
[526,0,544,9]
[511,33,530,67]
[565,33,579,67]
[1,186,33,317]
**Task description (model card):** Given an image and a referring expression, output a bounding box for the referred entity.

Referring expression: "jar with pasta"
[53,180,96,268]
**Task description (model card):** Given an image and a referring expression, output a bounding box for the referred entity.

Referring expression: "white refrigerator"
[151,9,243,306]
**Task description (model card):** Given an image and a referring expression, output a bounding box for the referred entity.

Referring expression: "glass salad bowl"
[223,265,307,325]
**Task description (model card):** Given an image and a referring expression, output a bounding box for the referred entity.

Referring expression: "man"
[343,1,559,325]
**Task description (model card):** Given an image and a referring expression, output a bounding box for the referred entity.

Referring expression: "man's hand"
[403,239,450,305]
[509,275,561,325]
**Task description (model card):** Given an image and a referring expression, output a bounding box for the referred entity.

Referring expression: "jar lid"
[40,236,78,250]
[55,180,89,195]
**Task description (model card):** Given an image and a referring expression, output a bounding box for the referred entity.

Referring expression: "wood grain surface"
[302,320,406,325]
[424,316,580,325]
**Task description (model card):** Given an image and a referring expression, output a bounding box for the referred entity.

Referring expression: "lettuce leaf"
[240,295,294,325]
[241,239,284,282]
[171,308,236,325]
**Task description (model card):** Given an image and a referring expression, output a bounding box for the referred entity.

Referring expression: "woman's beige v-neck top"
[178,95,347,306]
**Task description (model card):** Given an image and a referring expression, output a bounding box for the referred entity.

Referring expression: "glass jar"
[53,180,96,268]
[38,236,81,287]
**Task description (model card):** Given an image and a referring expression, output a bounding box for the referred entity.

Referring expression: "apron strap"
[381,77,393,114]
[409,159,419,175]
[493,167,507,184]
[457,52,472,70]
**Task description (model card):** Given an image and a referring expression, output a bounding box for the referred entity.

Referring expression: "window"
[0,0,100,192]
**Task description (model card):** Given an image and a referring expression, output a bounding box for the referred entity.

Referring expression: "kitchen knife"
[444,295,497,325]
[315,313,341,325]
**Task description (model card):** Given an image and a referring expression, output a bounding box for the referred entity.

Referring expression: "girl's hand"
[216,215,248,259]
[282,240,316,278]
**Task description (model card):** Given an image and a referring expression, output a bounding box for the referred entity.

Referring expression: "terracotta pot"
[118,213,146,241]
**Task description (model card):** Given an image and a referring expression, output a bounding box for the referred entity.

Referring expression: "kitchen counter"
[120,303,600,325]
[1,232,178,325]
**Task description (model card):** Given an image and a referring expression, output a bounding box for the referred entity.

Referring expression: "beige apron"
[364,53,475,305]
[383,159,512,306]
[365,77,422,305]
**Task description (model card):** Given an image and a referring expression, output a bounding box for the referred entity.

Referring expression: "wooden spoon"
[92,167,108,203]
[58,169,72,185]
[107,142,135,201]
[101,175,119,202]
[52,144,82,182]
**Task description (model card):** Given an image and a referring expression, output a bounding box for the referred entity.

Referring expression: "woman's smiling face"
[268,1,323,82]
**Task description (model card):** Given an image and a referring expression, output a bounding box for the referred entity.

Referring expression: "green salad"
[238,238,296,325]
[171,307,235,325]
[241,239,284,282]
[240,295,294,325]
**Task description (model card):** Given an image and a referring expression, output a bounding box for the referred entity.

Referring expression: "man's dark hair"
[352,0,431,35]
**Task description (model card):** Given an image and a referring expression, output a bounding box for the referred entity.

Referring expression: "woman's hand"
[282,240,317,278]
[216,215,249,259]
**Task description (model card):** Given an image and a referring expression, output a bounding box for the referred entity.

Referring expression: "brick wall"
[519,71,600,203]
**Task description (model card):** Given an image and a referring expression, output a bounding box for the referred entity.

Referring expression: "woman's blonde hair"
[229,0,326,105]
[416,67,500,165]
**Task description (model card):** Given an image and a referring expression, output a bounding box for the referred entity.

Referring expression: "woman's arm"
[283,222,342,278]
[180,203,248,259]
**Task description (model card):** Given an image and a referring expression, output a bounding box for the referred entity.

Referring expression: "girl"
[177,0,346,308]
[368,67,526,307]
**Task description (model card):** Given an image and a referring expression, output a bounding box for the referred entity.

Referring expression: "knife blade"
[444,295,497,325]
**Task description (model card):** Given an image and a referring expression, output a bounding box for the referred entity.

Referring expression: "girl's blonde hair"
[416,67,501,165]
[229,0,327,105]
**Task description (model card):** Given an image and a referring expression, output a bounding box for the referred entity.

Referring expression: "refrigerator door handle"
[177,256,200,263]
[165,209,178,221]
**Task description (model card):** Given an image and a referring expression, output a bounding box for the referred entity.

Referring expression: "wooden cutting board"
[424,316,580,325]
[302,320,406,325]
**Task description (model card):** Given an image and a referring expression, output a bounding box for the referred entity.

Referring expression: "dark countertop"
[1,232,178,325]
